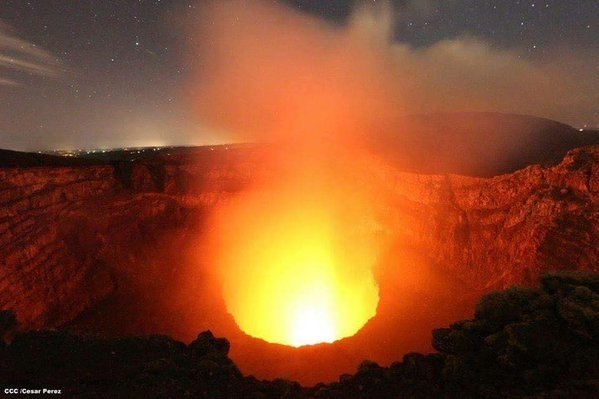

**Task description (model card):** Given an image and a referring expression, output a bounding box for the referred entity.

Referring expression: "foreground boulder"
[431,272,599,398]
[1,272,598,398]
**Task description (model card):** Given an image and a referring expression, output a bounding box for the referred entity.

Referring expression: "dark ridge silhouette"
[0,148,106,168]
[3,113,598,176]
[373,112,599,176]
[1,272,597,398]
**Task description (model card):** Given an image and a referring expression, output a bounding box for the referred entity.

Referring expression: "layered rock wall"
[382,147,598,288]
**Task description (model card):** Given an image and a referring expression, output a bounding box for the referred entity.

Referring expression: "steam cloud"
[185,0,598,133]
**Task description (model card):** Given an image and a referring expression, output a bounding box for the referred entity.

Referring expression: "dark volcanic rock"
[430,272,599,399]
[1,273,598,398]
[0,310,16,346]
[189,331,232,358]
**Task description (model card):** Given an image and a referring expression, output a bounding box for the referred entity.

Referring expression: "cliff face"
[0,146,597,334]
[0,166,119,327]
[382,146,598,289]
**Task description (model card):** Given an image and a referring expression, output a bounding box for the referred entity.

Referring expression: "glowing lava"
[211,187,380,347]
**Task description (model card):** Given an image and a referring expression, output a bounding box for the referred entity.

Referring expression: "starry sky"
[0,0,597,151]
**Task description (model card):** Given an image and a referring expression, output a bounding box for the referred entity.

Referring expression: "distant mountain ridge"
[373,112,599,176]
[1,113,598,177]
[0,148,104,168]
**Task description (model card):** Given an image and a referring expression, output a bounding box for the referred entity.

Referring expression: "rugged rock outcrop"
[0,147,258,329]
[0,165,120,328]
[382,146,598,289]
[1,272,598,398]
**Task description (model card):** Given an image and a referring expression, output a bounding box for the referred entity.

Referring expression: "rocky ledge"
[1,272,597,399]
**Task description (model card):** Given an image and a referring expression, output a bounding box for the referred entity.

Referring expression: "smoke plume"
[185,0,598,139]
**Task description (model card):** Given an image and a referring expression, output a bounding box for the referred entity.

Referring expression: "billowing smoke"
[184,0,598,142]
[185,0,407,147]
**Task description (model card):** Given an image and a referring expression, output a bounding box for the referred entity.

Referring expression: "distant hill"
[371,112,599,176]
[1,113,598,176]
[0,145,247,168]
[0,149,105,168]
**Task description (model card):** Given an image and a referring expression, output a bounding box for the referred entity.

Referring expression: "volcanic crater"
[1,115,597,385]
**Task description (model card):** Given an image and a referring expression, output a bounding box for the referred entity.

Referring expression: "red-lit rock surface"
[0,147,257,329]
[0,145,597,384]
[377,146,598,289]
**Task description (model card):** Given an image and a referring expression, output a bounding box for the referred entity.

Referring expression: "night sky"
[0,0,597,151]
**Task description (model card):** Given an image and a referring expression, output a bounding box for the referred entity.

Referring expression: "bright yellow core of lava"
[216,192,380,347]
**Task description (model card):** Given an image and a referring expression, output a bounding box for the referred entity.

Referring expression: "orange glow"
[211,183,380,347]
[192,0,389,348]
